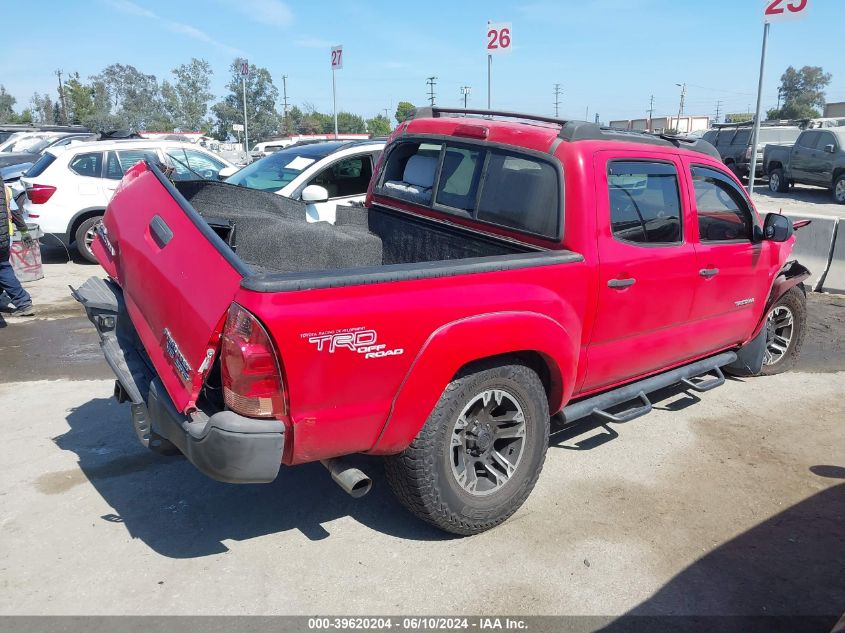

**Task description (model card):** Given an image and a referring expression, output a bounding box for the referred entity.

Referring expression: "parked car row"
[20,138,237,261]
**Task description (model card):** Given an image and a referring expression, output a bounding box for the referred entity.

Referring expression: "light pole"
[675,82,686,134]
[460,86,471,109]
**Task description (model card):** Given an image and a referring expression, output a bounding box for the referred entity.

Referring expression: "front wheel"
[384,362,550,535]
[760,287,807,375]
[834,174,845,204]
[74,216,103,263]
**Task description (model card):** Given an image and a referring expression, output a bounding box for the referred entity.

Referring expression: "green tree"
[767,65,832,120]
[212,58,279,143]
[162,58,214,131]
[395,101,415,124]
[336,111,366,134]
[366,114,391,136]
[0,85,17,123]
[91,63,170,131]
[29,93,55,124]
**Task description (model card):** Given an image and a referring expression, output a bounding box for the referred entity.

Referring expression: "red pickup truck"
[74,108,809,535]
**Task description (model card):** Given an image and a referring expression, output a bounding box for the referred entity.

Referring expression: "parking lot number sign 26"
[763,0,809,22]
[486,22,511,110]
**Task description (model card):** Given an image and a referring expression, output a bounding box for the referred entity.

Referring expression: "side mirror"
[824,144,836,154]
[302,184,330,203]
[218,166,238,179]
[763,212,793,242]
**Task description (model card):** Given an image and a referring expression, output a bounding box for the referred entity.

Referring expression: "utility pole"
[675,82,686,133]
[426,76,437,107]
[647,95,655,132]
[281,75,289,136]
[460,86,471,109]
[55,69,68,125]
[714,100,723,125]
[553,83,562,118]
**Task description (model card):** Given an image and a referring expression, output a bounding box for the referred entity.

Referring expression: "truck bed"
[175,179,543,281]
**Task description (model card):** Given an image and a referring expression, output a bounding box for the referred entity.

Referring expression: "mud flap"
[725,327,767,377]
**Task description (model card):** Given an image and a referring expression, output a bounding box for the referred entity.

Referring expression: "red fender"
[368,311,580,454]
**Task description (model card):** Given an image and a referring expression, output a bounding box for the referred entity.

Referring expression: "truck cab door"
[790,131,817,183]
[685,161,774,352]
[583,153,700,393]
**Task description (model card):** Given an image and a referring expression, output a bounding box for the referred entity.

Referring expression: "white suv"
[225,139,385,223]
[21,139,235,261]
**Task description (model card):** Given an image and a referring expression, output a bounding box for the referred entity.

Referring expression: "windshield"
[4,135,50,153]
[226,142,347,192]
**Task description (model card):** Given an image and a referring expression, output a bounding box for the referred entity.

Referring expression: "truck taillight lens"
[27,184,56,204]
[745,146,753,160]
[220,303,286,418]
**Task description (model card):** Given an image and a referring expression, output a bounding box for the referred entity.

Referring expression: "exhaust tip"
[322,458,373,498]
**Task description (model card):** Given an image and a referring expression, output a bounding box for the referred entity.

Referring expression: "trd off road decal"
[302,327,404,359]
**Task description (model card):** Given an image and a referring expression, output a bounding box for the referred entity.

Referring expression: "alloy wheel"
[450,388,527,496]
[763,305,794,366]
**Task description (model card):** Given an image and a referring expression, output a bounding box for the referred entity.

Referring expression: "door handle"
[149,215,173,248]
[699,268,720,278]
[608,278,636,288]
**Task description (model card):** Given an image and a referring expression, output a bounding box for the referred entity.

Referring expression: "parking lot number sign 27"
[331,46,342,136]
[763,0,809,22]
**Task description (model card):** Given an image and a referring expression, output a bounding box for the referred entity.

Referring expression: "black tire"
[74,216,102,263]
[384,362,550,535]
[834,174,845,205]
[769,168,789,193]
[760,287,806,375]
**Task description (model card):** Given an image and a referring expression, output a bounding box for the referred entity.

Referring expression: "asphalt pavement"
[0,241,843,621]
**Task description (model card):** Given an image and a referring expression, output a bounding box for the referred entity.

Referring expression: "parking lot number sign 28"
[763,0,809,22]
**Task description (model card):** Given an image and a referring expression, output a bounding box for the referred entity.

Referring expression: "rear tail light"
[27,184,56,205]
[220,303,286,418]
[745,146,753,160]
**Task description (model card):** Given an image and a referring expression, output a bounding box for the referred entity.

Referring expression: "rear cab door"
[683,158,775,351]
[583,149,700,392]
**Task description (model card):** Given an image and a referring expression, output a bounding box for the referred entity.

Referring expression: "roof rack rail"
[407,107,721,159]
[409,107,567,127]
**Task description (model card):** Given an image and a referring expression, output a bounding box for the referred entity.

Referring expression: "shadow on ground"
[53,397,450,558]
[596,466,845,632]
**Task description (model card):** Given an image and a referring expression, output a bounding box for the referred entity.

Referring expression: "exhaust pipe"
[321,458,373,498]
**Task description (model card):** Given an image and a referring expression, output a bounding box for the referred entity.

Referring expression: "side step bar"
[561,351,737,425]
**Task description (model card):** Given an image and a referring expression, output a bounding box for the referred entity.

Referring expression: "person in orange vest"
[1,176,35,317]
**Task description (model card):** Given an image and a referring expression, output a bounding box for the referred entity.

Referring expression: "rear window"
[24,153,57,178]
[379,140,561,239]
[732,130,751,146]
[69,152,103,178]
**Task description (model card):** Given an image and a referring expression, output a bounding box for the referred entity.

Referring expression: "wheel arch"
[67,207,106,244]
[369,311,579,455]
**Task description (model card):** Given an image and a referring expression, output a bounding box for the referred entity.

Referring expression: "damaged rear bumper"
[72,276,284,484]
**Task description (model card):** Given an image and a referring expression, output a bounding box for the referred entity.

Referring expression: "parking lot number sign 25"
[763,0,809,22]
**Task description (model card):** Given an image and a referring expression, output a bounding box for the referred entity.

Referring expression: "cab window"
[691,165,754,242]
[607,161,682,244]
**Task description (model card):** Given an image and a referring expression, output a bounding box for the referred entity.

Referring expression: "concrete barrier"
[822,221,845,294]
[782,213,838,291]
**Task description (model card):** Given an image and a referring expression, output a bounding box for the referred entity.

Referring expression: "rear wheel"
[834,174,845,204]
[384,362,549,535]
[769,168,789,193]
[74,216,103,263]
[760,287,806,375]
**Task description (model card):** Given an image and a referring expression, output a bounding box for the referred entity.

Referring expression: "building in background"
[824,102,845,118]
[608,115,711,135]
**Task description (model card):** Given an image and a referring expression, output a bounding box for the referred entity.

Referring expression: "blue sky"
[2,0,842,124]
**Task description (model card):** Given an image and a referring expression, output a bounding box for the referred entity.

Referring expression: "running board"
[561,352,737,425]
